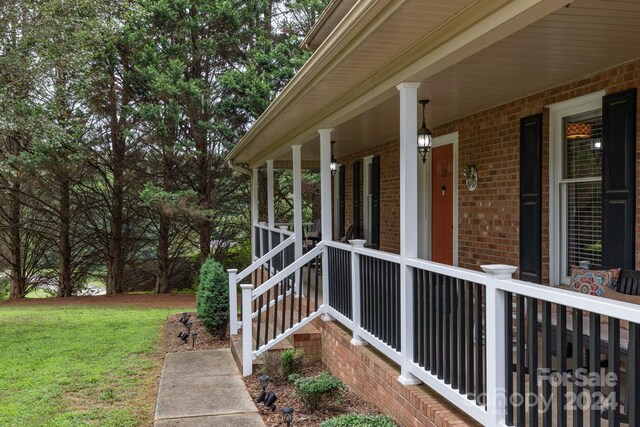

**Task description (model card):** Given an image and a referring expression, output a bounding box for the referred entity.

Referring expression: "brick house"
[226,1,640,426]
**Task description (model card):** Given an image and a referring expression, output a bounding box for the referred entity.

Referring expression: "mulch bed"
[243,360,382,427]
[161,312,229,352]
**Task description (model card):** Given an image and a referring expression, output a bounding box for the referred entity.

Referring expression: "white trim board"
[418,132,459,265]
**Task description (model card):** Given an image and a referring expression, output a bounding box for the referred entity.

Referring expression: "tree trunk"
[106,102,125,294]
[199,220,211,265]
[155,212,170,294]
[8,176,25,299]
[58,176,72,297]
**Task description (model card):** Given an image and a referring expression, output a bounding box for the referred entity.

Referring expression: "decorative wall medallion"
[463,165,478,191]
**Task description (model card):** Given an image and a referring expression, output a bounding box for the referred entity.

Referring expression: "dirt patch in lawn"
[243,361,383,427]
[0,293,196,308]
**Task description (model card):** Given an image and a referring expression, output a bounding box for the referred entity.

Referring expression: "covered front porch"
[226,0,640,426]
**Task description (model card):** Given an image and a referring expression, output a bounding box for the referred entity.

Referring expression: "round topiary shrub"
[320,413,396,427]
[196,258,229,339]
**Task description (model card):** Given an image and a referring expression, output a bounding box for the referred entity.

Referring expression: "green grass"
[0,305,190,426]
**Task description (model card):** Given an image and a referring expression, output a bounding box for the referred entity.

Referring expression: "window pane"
[565,179,602,275]
[563,110,602,180]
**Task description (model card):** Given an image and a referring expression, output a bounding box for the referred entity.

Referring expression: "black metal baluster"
[607,317,620,426]
[505,292,513,426]
[314,254,319,312]
[573,308,584,427]
[429,272,436,374]
[459,281,467,396]
[541,301,552,427]
[466,280,474,399]
[256,294,263,351]
[451,277,458,390]
[527,297,538,426]
[395,263,401,351]
[413,269,421,365]
[289,272,295,329]
[629,323,640,426]
[281,277,287,333]
[557,304,567,427]
[444,275,451,385]
[423,270,430,371]
[475,282,483,407]
[435,273,443,380]
[306,258,312,317]
[273,279,279,340]
[264,287,271,345]
[589,312,601,427]
[297,266,303,324]
[516,296,525,425]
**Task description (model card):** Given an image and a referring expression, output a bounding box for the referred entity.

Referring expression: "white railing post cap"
[349,239,367,248]
[258,221,267,225]
[279,225,289,231]
[227,268,238,273]
[481,264,517,279]
[240,284,254,290]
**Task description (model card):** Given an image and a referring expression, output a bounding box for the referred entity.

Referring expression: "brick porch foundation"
[314,318,480,427]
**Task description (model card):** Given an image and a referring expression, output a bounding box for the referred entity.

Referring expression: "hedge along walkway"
[154,349,265,426]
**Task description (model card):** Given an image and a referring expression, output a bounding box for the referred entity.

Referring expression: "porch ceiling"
[232,0,640,168]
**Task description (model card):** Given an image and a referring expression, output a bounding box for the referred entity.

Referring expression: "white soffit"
[237,0,640,166]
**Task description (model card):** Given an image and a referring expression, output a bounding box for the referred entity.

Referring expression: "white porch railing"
[237,243,325,375]
[253,222,295,260]
[231,238,640,426]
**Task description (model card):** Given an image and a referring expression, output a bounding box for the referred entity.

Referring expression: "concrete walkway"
[154,349,265,426]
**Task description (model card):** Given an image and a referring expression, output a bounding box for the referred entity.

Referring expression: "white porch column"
[266,159,275,228]
[397,81,421,386]
[251,168,259,259]
[292,145,303,294]
[266,159,275,253]
[319,128,333,319]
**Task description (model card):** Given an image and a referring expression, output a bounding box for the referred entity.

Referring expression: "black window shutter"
[353,161,361,239]
[519,114,543,283]
[371,156,381,249]
[602,88,636,269]
[338,165,345,239]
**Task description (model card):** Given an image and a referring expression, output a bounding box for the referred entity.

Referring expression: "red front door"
[431,144,453,265]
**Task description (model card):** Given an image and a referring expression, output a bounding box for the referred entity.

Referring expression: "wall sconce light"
[330,141,338,176]
[417,99,433,164]
[281,406,294,426]
[441,186,446,197]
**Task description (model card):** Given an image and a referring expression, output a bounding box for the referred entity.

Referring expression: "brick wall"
[314,318,479,427]
[335,58,640,282]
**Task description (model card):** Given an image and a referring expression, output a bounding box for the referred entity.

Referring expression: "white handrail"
[353,246,402,264]
[496,277,640,324]
[237,234,295,283]
[323,240,351,250]
[407,257,487,285]
[252,243,324,299]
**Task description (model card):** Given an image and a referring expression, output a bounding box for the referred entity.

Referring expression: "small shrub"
[259,350,283,380]
[289,372,345,411]
[320,413,396,427]
[281,348,304,377]
[196,258,229,339]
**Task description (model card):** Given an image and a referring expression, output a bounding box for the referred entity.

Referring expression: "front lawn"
[0,303,191,426]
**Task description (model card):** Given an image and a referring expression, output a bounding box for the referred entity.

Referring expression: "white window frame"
[548,91,605,285]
